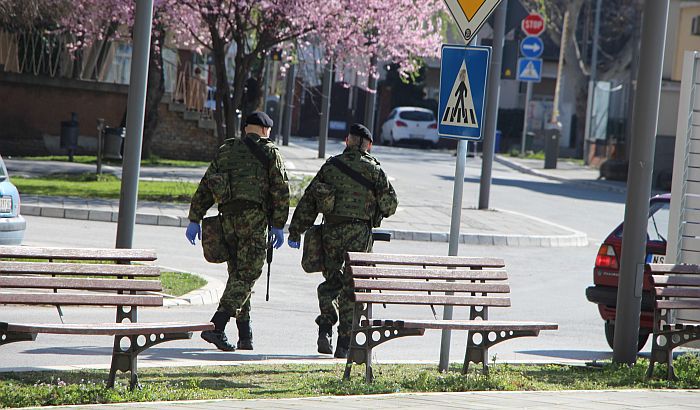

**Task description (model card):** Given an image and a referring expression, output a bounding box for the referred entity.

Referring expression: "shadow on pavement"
[16,346,330,363]
[435,175,626,204]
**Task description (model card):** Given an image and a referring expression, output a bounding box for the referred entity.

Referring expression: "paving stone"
[64,208,89,220]
[21,205,41,216]
[158,215,181,227]
[412,231,431,242]
[40,207,65,218]
[135,214,159,226]
[88,210,113,222]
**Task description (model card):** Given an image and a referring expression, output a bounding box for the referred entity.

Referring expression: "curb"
[21,203,588,247]
[494,155,629,195]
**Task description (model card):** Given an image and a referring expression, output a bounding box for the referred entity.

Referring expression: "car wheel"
[604,321,650,352]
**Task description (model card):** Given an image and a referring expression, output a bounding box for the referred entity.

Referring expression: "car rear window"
[614,200,669,242]
[399,111,435,122]
[0,162,6,181]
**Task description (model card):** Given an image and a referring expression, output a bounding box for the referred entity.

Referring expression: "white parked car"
[0,155,26,245]
[380,107,438,147]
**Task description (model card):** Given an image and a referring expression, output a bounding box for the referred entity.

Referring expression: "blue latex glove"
[270,227,284,249]
[288,239,300,249]
[186,221,201,245]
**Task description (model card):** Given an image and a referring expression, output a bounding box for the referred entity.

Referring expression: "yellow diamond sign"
[443,0,502,41]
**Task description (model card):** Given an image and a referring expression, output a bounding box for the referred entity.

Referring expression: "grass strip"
[16,156,210,168]
[160,271,207,297]
[1,357,700,408]
[12,173,310,206]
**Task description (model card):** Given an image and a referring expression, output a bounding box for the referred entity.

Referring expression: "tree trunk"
[142,27,165,159]
[210,29,234,142]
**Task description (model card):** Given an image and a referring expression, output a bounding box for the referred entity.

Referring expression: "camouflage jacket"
[187,133,290,229]
[288,146,397,242]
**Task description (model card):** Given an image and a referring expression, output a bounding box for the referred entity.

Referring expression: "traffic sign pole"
[479,0,507,210]
[520,81,533,155]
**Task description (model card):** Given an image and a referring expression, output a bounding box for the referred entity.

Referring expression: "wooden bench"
[646,263,700,380]
[344,252,558,382]
[0,245,214,389]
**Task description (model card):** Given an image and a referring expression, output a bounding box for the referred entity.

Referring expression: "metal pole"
[613,0,668,365]
[96,118,104,175]
[478,0,507,210]
[364,56,379,135]
[282,64,296,146]
[583,0,603,164]
[319,60,333,159]
[520,82,533,154]
[439,138,468,372]
[262,55,271,114]
[115,0,153,250]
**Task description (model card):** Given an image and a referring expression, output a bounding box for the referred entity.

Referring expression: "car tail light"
[396,120,408,127]
[595,244,619,270]
[428,123,437,129]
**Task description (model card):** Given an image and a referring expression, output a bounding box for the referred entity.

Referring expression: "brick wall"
[0,72,219,160]
[151,106,219,161]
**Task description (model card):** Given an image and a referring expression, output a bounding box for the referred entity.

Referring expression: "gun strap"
[329,156,374,192]
[243,136,270,169]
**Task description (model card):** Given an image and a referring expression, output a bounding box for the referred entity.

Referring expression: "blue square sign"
[438,44,491,141]
[517,57,542,82]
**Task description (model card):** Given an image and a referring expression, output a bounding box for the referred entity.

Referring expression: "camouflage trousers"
[316,221,372,337]
[217,208,267,321]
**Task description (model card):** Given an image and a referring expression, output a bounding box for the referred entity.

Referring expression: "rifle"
[266,222,273,301]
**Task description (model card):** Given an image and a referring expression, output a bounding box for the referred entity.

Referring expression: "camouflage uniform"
[189,133,290,320]
[288,146,397,338]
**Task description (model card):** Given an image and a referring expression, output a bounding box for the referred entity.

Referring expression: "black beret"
[349,123,373,143]
[245,111,274,128]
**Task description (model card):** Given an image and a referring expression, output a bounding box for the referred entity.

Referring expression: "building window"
[692,16,700,36]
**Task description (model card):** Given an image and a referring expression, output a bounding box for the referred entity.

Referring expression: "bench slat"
[652,275,700,287]
[349,266,508,280]
[0,262,160,277]
[361,319,558,331]
[0,246,157,262]
[647,264,700,274]
[353,279,510,293]
[3,321,213,335]
[656,300,700,309]
[655,287,700,298]
[0,276,162,292]
[354,293,511,307]
[347,252,505,268]
[0,293,163,306]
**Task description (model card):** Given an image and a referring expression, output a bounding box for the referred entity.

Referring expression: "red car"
[585,194,670,351]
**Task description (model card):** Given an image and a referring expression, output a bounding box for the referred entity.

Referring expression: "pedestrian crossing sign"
[517,57,542,82]
[438,44,491,141]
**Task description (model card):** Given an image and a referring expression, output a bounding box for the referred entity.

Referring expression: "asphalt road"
[1,144,636,372]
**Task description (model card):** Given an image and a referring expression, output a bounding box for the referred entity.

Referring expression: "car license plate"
[410,134,423,139]
[645,254,665,264]
[0,196,11,213]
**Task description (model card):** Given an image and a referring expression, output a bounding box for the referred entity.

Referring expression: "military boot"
[317,326,333,355]
[334,336,350,359]
[201,311,236,352]
[236,319,253,350]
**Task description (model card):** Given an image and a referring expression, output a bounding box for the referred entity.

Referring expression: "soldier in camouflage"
[287,123,398,358]
[186,111,290,352]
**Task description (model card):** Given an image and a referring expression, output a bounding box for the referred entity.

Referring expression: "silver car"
[0,155,26,245]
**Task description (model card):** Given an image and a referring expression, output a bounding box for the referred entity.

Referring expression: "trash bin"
[103,127,125,160]
[544,122,562,169]
[60,113,79,161]
[494,130,502,153]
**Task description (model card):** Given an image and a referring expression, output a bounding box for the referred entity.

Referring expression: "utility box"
[60,112,79,161]
[544,122,561,169]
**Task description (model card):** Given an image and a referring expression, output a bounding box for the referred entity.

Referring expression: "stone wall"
[150,106,219,161]
[0,72,219,160]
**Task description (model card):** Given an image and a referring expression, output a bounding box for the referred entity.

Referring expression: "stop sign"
[522,13,545,37]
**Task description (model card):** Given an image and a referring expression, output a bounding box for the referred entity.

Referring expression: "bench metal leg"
[0,330,37,346]
[344,303,423,382]
[463,329,540,375]
[647,326,700,381]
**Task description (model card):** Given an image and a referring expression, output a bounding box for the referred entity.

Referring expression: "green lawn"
[1,357,699,407]
[160,271,207,297]
[12,173,310,206]
[18,155,209,168]
[12,173,197,203]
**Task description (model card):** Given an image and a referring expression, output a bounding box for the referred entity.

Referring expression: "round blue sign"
[520,36,544,59]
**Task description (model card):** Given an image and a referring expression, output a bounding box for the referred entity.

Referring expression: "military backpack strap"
[328,156,374,192]
[242,137,271,169]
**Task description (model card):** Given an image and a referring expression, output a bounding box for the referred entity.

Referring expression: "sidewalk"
[8,141,587,247]
[26,389,700,409]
